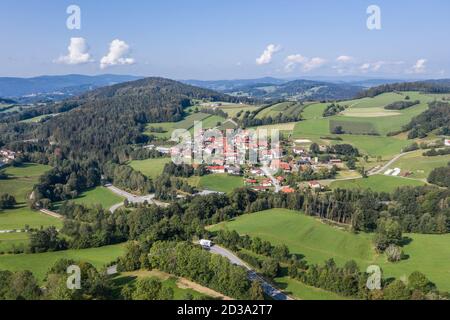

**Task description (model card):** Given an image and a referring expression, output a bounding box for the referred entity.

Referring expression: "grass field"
[255,102,302,119]
[0,206,63,231]
[0,243,125,281]
[0,163,62,231]
[188,174,243,193]
[330,174,426,193]
[128,158,172,179]
[209,209,450,292]
[275,276,350,300]
[214,103,259,119]
[112,270,210,300]
[0,232,30,252]
[64,186,124,209]
[145,112,224,138]
[387,150,450,179]
[293,91,433,158]
[198,174,243,193]
[0,163,52,201]
[329,119,378,135]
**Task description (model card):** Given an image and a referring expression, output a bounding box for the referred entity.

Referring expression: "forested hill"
[33,77,239,162]
[358,79,450,98]
[0,97,16,104]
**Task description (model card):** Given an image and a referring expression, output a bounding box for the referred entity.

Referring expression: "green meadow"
[387,151,450,179]
[330,174,426,193]
[0,232,30,253]
[62,186,124,209]
[210,209,450,292]
[0,163,62,231]
[0,243,125,281]
[0,206,63,231]
[292,91,435,158]
[112,270,209,300]
[188,174,243,193]
[145,112,225,138]
[128,157,172,180]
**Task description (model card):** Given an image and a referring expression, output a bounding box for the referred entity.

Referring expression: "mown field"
[292,91,435,158]
[209,209,450,293]
[112,270,211,300]
[0,243,125,281]
[0,232,30,253]
[62,186,124,209]
[255,102,302,119]
[145,112,225,138]
[0,206,63,231]
[387,151,450,179]
[188,174,243,193]
[128,158,172,180]
[330,174,426,193]
[0,163,62,231]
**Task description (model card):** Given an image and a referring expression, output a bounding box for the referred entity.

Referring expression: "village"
[153,126,347,194]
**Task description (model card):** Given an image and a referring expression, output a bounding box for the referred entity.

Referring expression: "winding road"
[105,184,169,213]
[209,244,294,300]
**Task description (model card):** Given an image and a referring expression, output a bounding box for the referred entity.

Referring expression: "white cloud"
[359,60,404,73]
[284,54,326,72]
[256,44,281,65]
[55,37,93,65]
[303,57,327,71]
[410,59,427,74]
[100,39,135,69]
[336,55,353,63]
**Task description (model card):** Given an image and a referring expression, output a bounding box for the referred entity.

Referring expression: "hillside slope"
[34,77,239,161]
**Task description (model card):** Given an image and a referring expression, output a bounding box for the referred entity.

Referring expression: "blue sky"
[0,0,449,79]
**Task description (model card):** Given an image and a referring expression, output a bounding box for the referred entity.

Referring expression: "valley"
[1,75,450,301]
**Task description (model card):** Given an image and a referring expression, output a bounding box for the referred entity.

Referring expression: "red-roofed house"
[308,181,322,190]
[207,166,225,174]
[281,186,295,194]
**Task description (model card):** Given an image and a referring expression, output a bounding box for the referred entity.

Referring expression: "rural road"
[39,208,64,219]
[320,151,417,185]
[261,166,281,193]
[209,244,294,300]
[105,184,169,212]
[369,151,414,176]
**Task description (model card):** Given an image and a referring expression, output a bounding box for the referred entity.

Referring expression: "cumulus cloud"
[100,39,135,69]
[55,37,93,65]
[410,59,427,74]
[336,55,353,63]
[284,54,326,72]
[256,44,281,65]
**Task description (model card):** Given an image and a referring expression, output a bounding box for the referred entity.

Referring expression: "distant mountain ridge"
[185,78,364,101]
[0,74,143,102]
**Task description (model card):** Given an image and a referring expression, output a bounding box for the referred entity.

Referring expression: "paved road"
[209,245,294,300]
[105,184,169,213]
[261,166,281,193]
[369,151,414,176]
[320,151,417,185]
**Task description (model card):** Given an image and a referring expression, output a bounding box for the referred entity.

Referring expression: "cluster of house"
[0,149,16,167]
[168,128,283,167]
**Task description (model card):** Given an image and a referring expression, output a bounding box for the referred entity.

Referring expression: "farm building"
[207,166,225,174]
[308,181,322,190]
